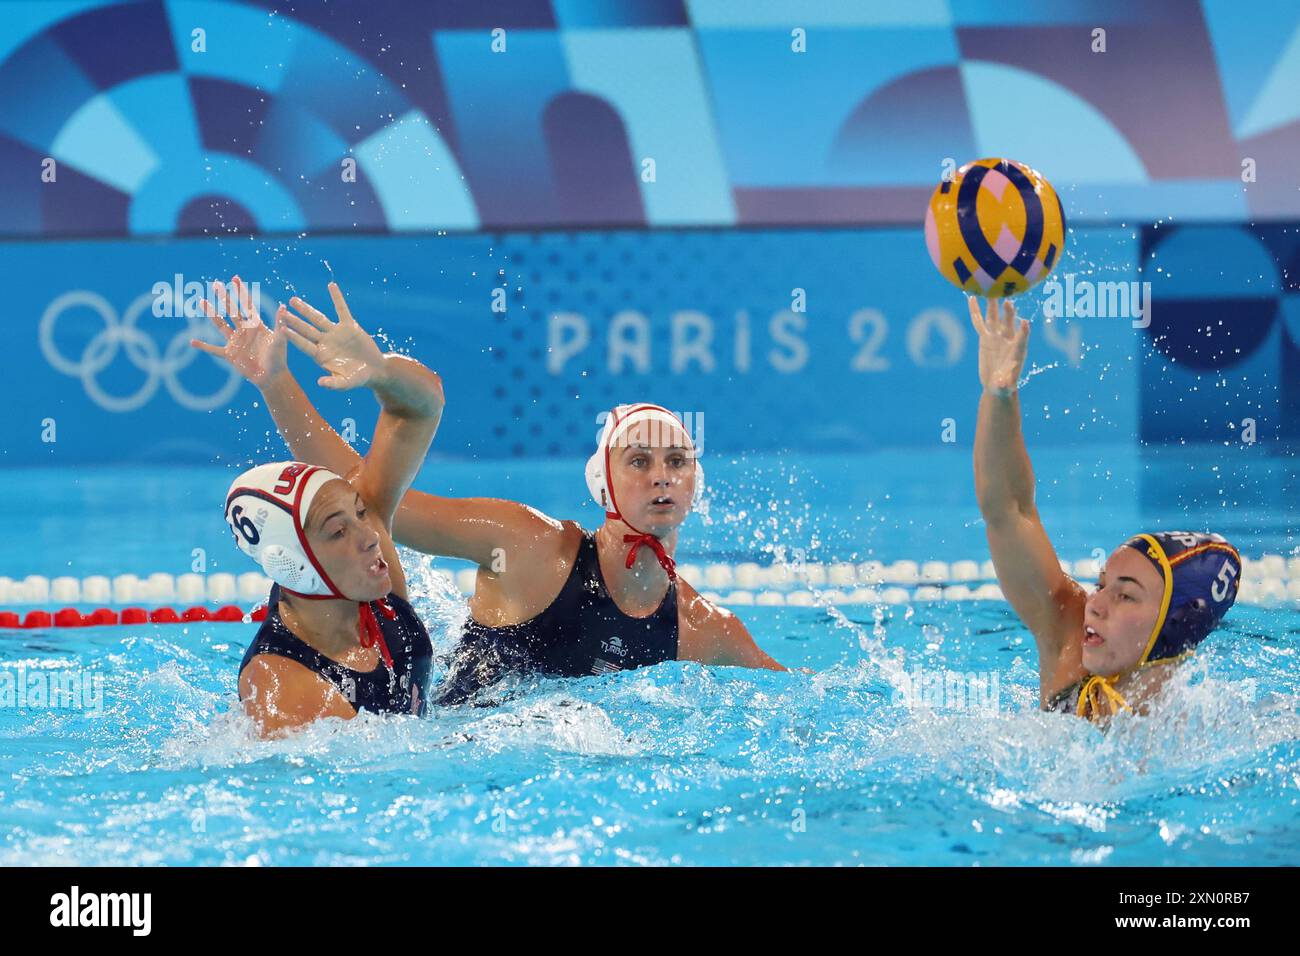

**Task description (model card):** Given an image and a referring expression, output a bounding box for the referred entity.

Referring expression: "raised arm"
[192,276,566,570]
[192,276,363,478]
[251,355,556,568]
[257,368,362,483]
[970,297,1086,694]
[277,283,443,531]
[195,277,441,531]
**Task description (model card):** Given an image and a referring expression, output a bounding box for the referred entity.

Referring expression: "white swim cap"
[584,404,703,582]
[585,404,703,515]
[224,461,350,597]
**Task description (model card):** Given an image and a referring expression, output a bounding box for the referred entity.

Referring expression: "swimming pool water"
[2,446,1298,865]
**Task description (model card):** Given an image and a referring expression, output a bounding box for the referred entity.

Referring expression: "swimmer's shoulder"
[1042,676,1082,714]
[238,654,356,736]
[675,577,741,639]
[675,578,780,669]
[483,516,584,577]
[1020,578,1090,706]
[479,499,576,559]
[467,519,586,625]
[675,575,712,621]
[532,518,587,576]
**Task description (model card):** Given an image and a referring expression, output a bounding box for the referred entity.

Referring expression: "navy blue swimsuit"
[434,531,679,705]
[1045,679,1084,715]
[240,584,434,716]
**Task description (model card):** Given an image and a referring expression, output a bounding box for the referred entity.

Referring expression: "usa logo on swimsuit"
[591,635,626,675]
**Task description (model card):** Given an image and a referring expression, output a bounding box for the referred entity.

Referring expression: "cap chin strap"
[281,585,398,671]
[605,511,677,582]
[358,600,398,669]
[1078,533,1176,719]
[1076,674,1133,718]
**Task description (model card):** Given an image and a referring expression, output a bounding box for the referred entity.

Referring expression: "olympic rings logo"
[39,290,245,413]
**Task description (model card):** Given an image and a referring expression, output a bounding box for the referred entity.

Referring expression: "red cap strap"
[357,599,397,671]
[622,532,677,582]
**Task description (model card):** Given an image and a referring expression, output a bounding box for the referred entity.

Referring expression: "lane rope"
[3,553,1298,626]
[0,605,267,629]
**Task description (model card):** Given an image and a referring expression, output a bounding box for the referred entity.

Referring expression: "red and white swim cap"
[224,461,349,598]
[584,404,703,514]
[584,405,703,582]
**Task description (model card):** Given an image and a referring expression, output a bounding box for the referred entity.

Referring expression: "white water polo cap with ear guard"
[224,461,399,668]
[584,404,703,581]
[225,462,348,596]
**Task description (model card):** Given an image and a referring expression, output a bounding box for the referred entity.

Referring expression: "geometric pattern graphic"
[0,0,1297,237]
[1138,222,1300,443]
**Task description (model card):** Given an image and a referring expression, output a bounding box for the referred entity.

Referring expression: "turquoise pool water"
[1,446,1298,865]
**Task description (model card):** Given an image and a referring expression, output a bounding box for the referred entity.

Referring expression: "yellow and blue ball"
[924,158,1066,297]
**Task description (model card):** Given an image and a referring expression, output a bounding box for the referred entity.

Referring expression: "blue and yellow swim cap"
[1073,531,1241,720]
[1122,531,1242,666]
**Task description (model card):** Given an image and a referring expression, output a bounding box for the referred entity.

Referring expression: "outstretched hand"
[968,296,1029,396]
[189,276,287,387]
[280,282,386,391]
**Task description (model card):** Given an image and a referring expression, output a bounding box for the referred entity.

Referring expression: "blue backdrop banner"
[6,226,1154,466]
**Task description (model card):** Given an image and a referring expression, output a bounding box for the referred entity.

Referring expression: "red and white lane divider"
[3,553,1299,628]
[0,605,268,629]
[0,572,274,607]
[0,571,277,628]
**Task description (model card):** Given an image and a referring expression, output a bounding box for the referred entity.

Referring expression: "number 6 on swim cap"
[585,404,704,516]
[224,461,348,597]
